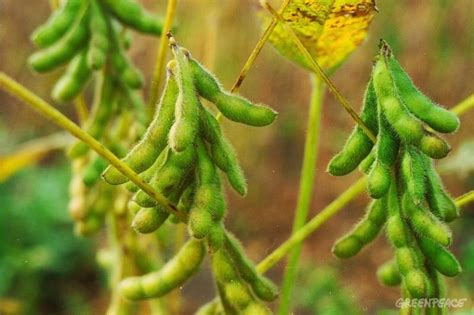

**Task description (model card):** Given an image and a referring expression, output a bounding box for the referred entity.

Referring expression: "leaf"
[0,133,72,182]
[266,0,378,72]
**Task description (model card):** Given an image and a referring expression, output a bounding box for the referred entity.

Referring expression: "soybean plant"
[101,36,278,314]
[328,40,461,313]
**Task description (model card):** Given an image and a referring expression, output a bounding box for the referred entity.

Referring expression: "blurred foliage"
[0,163,97,315]
[294,264,362,314]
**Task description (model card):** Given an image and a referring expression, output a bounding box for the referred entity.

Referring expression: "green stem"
[451,93,474,116]
[0,72,186,222]
[258,176,366,273]
[277,74,325,315]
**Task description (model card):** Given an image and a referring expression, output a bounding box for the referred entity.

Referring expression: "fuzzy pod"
[328,80,378,176]
[109,28,144,89]
[131,206,169,234]
[103,68,178,184]
[82,155,108,187]
[68,74,117,157]
[188,56,222,102]
[386,182,410,248]
[133,145,195,207]
[102,0,163,35]
[86,0,109,70]
[404,270,428,299]
[177,183,196,212]
[373,57,424,144]
[224,233,278,301]
[28,6,89,72]
[124,152,166,193]
[207,223,226,251]
[120,238,205,300]
[400,146,426,205]
[358,149,375,175]
[410,206,452,247]
[187,53,278,127]
[224,281,254,311]
[200,107,247,196]
[168,41,199,152]
[241,303,272,315]
[418,236,461,277]
[52,49,92,103]
[418,129,451,159]
[333,199,387,258]
[367,162,392,199]
[377,259,401,287]
[387,55,459,133]
[31,0,83,48]
[423,157,459,222]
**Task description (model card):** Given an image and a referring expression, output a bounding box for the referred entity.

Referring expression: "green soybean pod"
[423,157,458,222]
[188,56,222,102]
[120,238,205,300]
[224,233,278,301]
[207,222,226,251]
[400,146,426,205]
[367,109,398,198]
[102,0,163,35]
[386,181,410,248]
[52,49,92,103]
[418,128,451,160]
[87,0,109,70]
[387,55,460,133]
[241,303,272,315]
[328,80,378,176]
[418,236,461,277]
[224,281,254,311]
[31,0,83,48]
[377,259,401,287]
[125,150,167,193]
[168,41,199,152]
[68,74,117,158]
[131,207,169,234]
[410,206,452,247]
[102,67,177,184]
[133,145,195,207]
[373,57,424,144]
[403,269,428,299]
[28,7,89,72]
[333,199,387,258]
[82,155,108,187]
[200,106,247,196]
[109,29,144,89]
[358,149,375,174]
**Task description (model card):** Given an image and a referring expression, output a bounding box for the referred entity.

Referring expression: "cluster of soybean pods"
[328,41,461,314]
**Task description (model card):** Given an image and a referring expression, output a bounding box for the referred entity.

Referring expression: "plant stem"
[262,0,376,143]
[455,190,474,208]
[0,72,186,222]
[277,74,325,315]
[230,0,291,93]
[451,93,474,116]
[147,0,177,114]
[258,176,367,273]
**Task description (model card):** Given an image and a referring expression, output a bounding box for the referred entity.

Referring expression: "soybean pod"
[333,198,387,258]
[52,48,92,103]
[386,54,459,133]
[168,41,199,152]
[417,236,461,277]
[87,0,109,70]
[31,0,83,48]
[109,25,144,89]
[224,233,278,301]
[372,54,424,144]
[377,259,402,287]
[29,3,89,72]
[422,156,458,222]
[200,106,247,196]
[367,108,399,198]
[120,239,206,300]
[188,55,278,127]
[103,65,177,184]
[102,0,163,35]
[418,128,451,159]
[188,140,226,239]
[328,80,378,176]
[385,181,427,298]
[400,146,426,205]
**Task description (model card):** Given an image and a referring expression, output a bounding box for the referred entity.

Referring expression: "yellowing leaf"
[267,0,377,72]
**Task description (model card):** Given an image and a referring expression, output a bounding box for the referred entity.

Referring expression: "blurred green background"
[0,0,473,314]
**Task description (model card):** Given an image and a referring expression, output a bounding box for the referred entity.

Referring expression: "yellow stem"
[230,0,291,93]
[261,0,377,143]
[455,190,474,208]
[0,72,186,222]
[147,0,178,113]
[451,93,474,116]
